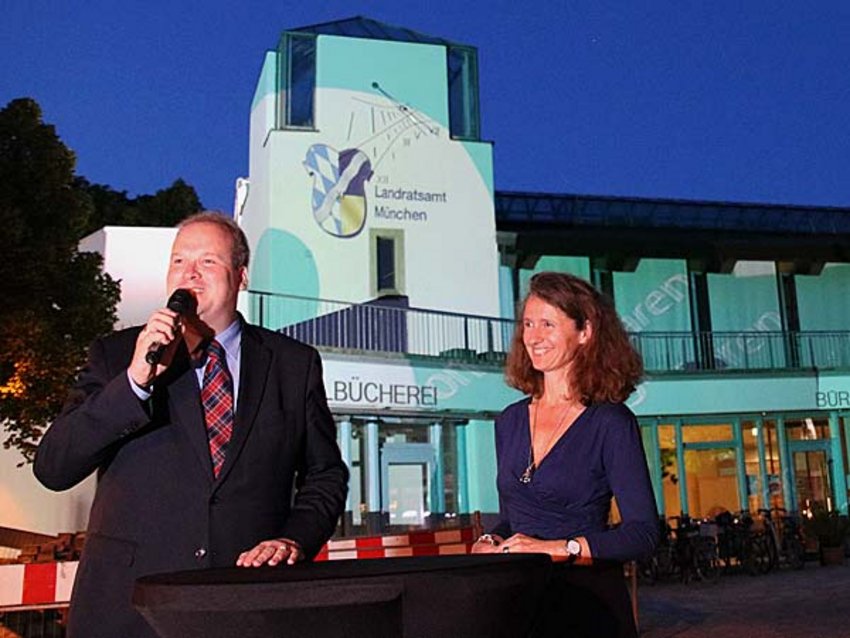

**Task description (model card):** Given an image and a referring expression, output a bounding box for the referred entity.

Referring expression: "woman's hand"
[498,533,592,563]
[471,533,504,553]
[497,533,561,556]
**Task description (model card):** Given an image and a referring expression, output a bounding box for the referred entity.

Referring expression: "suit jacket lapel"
[214,325,271,486]
[158,344,215,485]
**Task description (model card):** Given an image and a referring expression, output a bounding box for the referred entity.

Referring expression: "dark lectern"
[133,554,551,638]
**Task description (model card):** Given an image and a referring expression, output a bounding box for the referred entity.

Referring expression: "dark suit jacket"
[34,321,349,638]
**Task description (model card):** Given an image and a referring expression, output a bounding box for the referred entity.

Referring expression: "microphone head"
[166,289,197,315]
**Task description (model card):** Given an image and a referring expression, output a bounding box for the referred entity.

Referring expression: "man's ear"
[239,266,249,291]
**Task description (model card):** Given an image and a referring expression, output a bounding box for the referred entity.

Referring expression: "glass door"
[386,463,429,526]
[785,415,833,516]
[381,441,436,528]
[793,449,832,515]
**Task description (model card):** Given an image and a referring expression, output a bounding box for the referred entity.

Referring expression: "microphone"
[144,289,197,365]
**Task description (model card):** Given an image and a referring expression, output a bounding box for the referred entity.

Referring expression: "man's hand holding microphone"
[129,289,196,390]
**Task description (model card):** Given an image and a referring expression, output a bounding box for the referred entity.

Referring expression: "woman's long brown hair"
[505,272,643,404]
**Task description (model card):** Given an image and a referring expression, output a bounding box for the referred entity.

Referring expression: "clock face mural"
[256,34,498,315]
[303,82,442,239]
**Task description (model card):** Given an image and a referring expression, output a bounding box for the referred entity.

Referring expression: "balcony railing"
[249,290,514,363]
[248,290,850,372]
[634,331,850,372]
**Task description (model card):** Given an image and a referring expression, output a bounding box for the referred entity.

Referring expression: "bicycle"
[670,514,720,584]
[637,516,675,585]
[770,507,806,570]
[715,510,772,575]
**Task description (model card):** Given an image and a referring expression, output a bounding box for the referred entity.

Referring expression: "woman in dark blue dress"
[473,272,658,638]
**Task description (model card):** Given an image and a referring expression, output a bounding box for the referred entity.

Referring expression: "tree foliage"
[0,97,202,462]
[77,176,202,236]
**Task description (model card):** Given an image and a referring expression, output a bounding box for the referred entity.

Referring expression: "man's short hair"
[178,211,250,270]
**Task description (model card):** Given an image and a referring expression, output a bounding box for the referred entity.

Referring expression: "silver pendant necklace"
[520,401,540,484]
[520,398,577,485]
[519,449,535,484]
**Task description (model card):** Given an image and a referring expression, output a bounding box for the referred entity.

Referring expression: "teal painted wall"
[461,141,495,201]
[707,262,783,369]
[708,262,781,332]
[498,265,516,320]
[317,36,448,127]
[631,374,817,415]
[614,259,690,333]
[519,256,591,299]
[796,264,850,331]
[250,50,278,113]
[464,420,499,512]
[321,351,843,420]
[250,229,320,326]
[408,362,523,413]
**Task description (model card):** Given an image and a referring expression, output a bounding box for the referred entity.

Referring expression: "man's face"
[166,221,247,333]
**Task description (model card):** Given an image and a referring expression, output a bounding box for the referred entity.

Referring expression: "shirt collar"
[215,316,242,358]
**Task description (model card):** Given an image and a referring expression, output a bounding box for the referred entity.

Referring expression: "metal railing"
[0,609,65,637]
[634,331,850,372]
[249,291,514,363]
[248,290,850,372]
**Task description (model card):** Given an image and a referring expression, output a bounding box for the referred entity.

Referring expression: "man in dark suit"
[34,212,349,637]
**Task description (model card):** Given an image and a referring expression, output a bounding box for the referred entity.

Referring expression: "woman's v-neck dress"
[491,398,658,561]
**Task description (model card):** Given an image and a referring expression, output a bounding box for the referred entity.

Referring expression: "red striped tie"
[202,339,234,478]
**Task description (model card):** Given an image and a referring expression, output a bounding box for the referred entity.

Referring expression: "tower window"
[371,230,405,296]
[448,45,480,141]
[278,32,316,129]
[377,237,396,291]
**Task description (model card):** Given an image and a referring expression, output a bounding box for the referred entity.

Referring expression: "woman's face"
[522,295,590,374]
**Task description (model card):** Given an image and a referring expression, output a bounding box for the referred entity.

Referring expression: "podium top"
[136,552,551,586]
[133,554,553,638]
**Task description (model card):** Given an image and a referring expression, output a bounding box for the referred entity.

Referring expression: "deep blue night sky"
[3,1,849,212]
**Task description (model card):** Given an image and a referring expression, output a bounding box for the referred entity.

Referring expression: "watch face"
[567,539,581,556]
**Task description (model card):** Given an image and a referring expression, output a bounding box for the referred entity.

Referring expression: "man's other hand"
[236,538,304,567]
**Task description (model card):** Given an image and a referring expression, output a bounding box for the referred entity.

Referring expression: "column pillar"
[429,422,445,515]
[363,420,383,533]
[456,424,469,514]
[337,417,353,533]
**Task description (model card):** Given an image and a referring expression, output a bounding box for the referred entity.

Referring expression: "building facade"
[498,193,850,522]
[236,18,850,534]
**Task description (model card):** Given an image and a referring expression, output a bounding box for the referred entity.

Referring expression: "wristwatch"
[565,538,582,562]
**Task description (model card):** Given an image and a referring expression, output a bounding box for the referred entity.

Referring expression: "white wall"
[80,226,178,329]
[0,446,95,535]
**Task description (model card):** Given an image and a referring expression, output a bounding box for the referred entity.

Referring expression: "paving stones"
[639,562,850,638]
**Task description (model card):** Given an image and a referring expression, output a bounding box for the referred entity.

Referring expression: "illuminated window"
[684,447,740,518]
[682,423,733,443]
[786,417,829,440]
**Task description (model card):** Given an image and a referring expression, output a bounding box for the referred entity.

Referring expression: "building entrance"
[381,442,436,526]
[790,446,832,515]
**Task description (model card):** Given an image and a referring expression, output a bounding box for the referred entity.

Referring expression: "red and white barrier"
[315,527,476,561]
[0,561,77,609]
